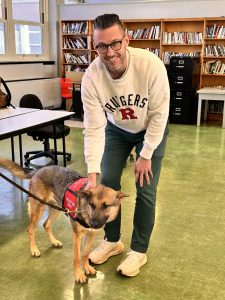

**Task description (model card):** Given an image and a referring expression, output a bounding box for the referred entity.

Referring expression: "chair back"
[60,78,72,98]
[19,94,43,109]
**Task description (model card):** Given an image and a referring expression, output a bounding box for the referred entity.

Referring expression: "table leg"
[61,121,66,167]
[19,135,23,167]
[11,137,15,162]
[222,101,225,128]
[197,97,202,126]
[204,100,208,121]
[53,123,58,165]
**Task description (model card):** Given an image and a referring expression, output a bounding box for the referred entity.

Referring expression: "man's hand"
[135,156,153,187]
[86,173,97,190]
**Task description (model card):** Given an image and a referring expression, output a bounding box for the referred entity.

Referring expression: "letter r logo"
[119,108,138,120]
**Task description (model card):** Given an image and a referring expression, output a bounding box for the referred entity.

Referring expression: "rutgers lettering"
[104,93,148,113]
[119,108,138,120]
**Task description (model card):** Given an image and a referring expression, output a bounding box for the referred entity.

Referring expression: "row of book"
[64,53,89,64]
[208,102,223,114]
[162,32,203,45]
[162,51,201,64]
[126,26,160,40]
[204,44,225,57]
[63,37,90,49]
[64,65,86,72]
[146,48,160,57]
[206,25,225,39]
[62,22,88,34]
[202,60,225,74]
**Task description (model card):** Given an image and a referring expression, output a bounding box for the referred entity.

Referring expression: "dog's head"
[76,184,128,229]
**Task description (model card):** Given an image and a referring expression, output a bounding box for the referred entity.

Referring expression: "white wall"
[8,78,61,108]
[59,0,225,19]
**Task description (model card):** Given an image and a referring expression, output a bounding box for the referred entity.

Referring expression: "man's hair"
[93,14,124,32]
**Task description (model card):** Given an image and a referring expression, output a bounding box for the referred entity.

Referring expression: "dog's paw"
[84,264,97,276]
[31,247,41,257]
[52,239,63,248]
[75,271,88,284]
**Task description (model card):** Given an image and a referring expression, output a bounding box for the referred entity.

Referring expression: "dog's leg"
[43,208,63,248]
[27,198,45,257]
[72,230,87,283]
[83,232,97,276]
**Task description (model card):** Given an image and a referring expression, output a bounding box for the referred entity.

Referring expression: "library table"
[197,87,225,128]
[0,108,74,166]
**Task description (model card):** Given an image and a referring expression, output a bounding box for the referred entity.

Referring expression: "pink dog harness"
[63,177,87,220]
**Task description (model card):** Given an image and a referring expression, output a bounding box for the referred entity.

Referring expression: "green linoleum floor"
[1,123,225,300]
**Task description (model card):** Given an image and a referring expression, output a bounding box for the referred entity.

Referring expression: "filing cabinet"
[168,57,199,124]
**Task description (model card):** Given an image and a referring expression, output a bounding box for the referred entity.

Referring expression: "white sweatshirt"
[81,47,170,174]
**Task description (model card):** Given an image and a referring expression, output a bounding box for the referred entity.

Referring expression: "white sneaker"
[117,250,147,277]
[89,239,124,264]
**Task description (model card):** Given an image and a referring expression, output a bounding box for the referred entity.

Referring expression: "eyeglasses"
[95,39,124,54]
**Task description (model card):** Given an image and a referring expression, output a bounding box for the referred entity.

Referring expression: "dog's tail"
[0,156,36,179]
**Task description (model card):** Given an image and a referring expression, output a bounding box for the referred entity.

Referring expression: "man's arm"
[135,156,153,187]
[81,73,107,175]
[136,57,170,186]
[86,173,97,189]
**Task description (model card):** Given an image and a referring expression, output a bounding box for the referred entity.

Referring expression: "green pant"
[101,121,169,253]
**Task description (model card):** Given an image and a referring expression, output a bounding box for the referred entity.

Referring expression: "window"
[0,23,5,54]
[0,0,2,19]
[0,0,49,60]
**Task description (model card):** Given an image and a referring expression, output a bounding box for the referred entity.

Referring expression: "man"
[81,13,170,277]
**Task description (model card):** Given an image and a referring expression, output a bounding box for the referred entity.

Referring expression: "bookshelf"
[60,17,225,85]
[201,18,225,120]
[60,17,225,120]
[161,18,203,66]
[60,20,92,75]
[123,19,161,57]
[201,17,225,88]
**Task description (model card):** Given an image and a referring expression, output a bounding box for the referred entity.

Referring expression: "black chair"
[19,94,71,166]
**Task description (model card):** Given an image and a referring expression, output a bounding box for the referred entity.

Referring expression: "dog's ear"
[77,190,92,199]
[117,191,129,200]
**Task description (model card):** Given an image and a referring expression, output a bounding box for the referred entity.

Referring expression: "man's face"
[93,24,129,79]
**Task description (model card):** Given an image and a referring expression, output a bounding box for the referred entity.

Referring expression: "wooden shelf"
[63,63,89,65]
[201,73,225,76]
[203,56,225,59]
[162,43,202,46]
[205,38,225,41]
[129,38,160,41]
[62,33,89,37]
[62,48,89,51]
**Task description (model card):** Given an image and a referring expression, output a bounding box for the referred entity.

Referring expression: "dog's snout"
[90,217,108,229]
[90,219,101,229]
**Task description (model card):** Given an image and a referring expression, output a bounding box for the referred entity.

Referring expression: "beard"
[103,53,127,79]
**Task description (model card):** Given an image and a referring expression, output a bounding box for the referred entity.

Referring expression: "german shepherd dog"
[0,157,127,283]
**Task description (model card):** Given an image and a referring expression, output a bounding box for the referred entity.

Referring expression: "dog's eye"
[90,203,96,209]
[102,203,109,210]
